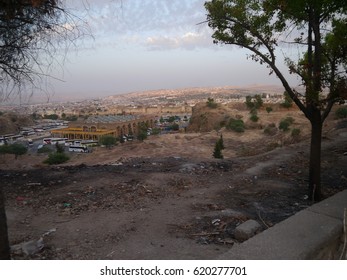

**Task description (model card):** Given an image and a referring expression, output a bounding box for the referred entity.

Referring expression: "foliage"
[99,135,117,148]
[213,139,224,159]
[279,117,294,132]
[170,123,179,131]
[64,115,78,122]
[44,114,59,120]
[218,134,225,150]
[280,91,293,108]
[0,143,27,159]
[245,95,263,111]
[266,106,273,113]
[55,143,65,153]
[291,128,301,137]
[137,130,148,141]
[250,112,259,122]
[0,0,87,100]
[37,145,53,154]
[205,0,347,200]
[151,127,161,135]
[226,118,245,132]
[43,152,69,165]
[207,97,218,108]
[335,107,347,119]
[137,122,149,141]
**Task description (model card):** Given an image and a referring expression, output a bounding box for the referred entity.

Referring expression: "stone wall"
[219,190,347,260]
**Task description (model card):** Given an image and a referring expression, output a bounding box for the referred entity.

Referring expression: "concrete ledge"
[219,190,347,260]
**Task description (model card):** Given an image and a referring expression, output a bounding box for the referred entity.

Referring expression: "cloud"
[145,29,214,50]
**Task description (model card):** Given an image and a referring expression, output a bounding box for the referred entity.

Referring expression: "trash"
[63,203,72,208]
[42,228,57,237]
[211,219,221,226]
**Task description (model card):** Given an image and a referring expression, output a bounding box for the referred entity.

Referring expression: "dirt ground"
[1,109,347,260]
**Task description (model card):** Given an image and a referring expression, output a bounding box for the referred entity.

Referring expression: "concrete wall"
[219,190,347,260]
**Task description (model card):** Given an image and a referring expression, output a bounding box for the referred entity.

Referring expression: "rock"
[234,219,262,241]
[22,238,44,256]
[11,238,44,256]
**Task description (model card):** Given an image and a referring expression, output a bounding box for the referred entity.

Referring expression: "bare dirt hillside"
[0,113,34,135]
[1,104,347,260]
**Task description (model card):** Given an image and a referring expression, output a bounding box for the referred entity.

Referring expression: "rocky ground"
[1,108,347,260]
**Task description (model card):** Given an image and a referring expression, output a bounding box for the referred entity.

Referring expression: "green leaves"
[205,0,279,59]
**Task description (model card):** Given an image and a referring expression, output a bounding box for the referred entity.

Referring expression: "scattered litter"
[42,228,57,237]
[211,219,221,226]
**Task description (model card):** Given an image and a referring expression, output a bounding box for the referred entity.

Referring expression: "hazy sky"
[40,0,299,102]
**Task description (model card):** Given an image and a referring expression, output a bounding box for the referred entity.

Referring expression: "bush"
[280,91,293,108]
[0,143,27,159]
[335,107,347,119]
[37,145,53,153]
[44,152,70,165]
[245,94,263,110]
[279,117,294,132]
[291,128,301,137]
[250,113,259,122]
[213,140,223,159]
[99,135,117,148]
[266,106,273,113]
[226,118,245,133]
[206,97,218,108]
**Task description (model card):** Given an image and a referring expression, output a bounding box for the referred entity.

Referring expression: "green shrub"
[250,113,259,122]
[37,145,53,154]
[280,91,293,108]
[213,140,223,159]
[335,107,347,119]
[206,97,218,108]
[291,128,301,137]
[266,106,273,113]
[245,94,263,110]
[44,152,70,165]
[226,118,245,133]
[0,143,27,159]
[279,116,295,132]
[99,135,117,148]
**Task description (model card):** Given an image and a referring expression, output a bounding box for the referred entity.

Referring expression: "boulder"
[234,219,262,241]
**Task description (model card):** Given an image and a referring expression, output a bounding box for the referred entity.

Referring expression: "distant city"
[0,85,286,117]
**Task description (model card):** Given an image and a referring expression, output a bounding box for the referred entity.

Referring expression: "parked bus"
[68,145,89,153]
[43,138,68,145]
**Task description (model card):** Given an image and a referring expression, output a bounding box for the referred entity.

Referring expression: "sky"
[32,0,300,103]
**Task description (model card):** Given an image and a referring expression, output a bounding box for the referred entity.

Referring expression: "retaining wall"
[219,190,347,260]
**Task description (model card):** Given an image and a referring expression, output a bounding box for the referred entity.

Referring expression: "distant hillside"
[103,84,284,106]
[0,112,34,135]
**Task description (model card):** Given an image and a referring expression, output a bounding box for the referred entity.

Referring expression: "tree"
[281,91,293,108]
[0,0,86,101]
[213,140,224,159]
[0,0,86,260]
[207,97,218,108]
[205,0,347,201]
[99,135,117,148]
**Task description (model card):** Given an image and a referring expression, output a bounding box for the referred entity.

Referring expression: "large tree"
[0,0,85,260]
[205,0,347,201]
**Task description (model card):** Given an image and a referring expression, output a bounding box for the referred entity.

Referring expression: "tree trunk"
[309,115,323,202]
[0,187,10,260]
